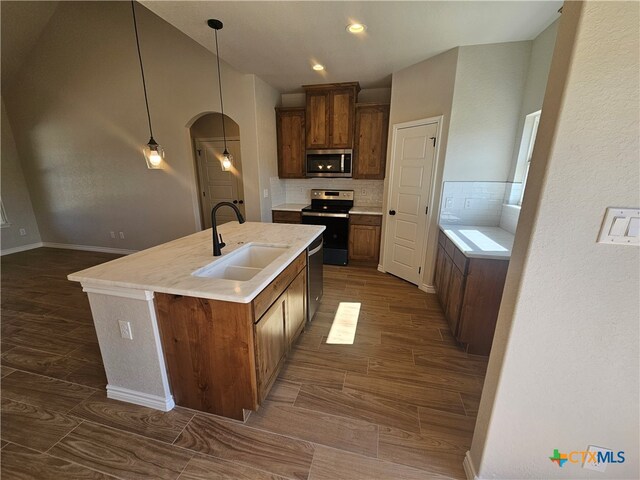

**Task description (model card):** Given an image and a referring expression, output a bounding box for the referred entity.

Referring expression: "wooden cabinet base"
[155,252,307,420]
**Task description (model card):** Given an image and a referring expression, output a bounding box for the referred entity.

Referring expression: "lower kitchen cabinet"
[156,251,307,420]
[435,230,509,356]
[348,214,382,265]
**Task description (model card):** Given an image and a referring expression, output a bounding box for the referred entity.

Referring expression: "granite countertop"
[271,203,309,212]
[68,222,325,303]
[272,203,383,216]
[440,225,514,260]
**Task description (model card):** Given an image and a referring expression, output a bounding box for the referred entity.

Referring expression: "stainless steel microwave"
[305,149,352,178]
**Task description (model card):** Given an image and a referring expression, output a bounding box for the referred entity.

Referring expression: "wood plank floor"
[1,247,488,479]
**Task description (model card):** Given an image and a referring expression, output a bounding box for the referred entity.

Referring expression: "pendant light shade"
[208,19,233,173]
[131,1,164,170]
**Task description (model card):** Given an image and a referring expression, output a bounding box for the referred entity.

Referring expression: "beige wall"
[470,2,639,478]
[445,41,531,182]
[380,47,459,285]
[3,1,278,251]
[0,98,41,252]
[509,20,559,182]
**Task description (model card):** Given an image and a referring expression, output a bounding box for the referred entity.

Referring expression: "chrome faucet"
[211,202,245,256]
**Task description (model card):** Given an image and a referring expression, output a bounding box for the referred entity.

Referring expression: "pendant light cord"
[131,1,154,139]
[213,28,228,152]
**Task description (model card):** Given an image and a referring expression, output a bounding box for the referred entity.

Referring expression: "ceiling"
[142,1,561,93]
[0,1,59,92]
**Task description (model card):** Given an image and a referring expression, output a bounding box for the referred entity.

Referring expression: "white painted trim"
[382,115,443,284]
[83,285,154,301]
[420,283,436,294]
[106,385,175,411]
[41,242,137,255]
[463,451,479,480]
[377,264,385,273]
[0,242,43,256]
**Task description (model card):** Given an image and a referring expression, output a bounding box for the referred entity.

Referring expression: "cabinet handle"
[233,200,238,204]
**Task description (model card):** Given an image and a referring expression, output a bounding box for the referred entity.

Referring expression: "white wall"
[380,47,459,281]
[0,97,41,252]
[445,41,531,182]
[3,1,277,251]
[470,2,639,479]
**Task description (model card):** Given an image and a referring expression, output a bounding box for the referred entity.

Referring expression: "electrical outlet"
[118,321,133,340]
[263,189,269,198]
[464,198,474,209]
[110,231,116,239]
[19,228,26,236]
[119,231,125,239]
[361,188,367,196]
[445,197,454,209]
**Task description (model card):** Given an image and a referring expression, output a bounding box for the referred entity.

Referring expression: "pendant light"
[207,19,233,172]
[131,1,164,169]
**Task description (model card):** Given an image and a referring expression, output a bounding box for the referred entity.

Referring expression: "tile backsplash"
[271,177,384,207]
[440,181,523,231]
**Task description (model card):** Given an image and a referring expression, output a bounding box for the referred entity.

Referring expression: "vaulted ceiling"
[142,1,562,92]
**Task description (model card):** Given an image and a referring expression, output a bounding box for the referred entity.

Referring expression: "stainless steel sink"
[192,243,290,281]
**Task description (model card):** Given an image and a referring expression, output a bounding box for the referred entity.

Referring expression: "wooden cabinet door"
[272,211,301,224]
[255,295,287,401]
[306,91,330,148]
[440,252,453,309]
[348,224,381,264]
[276,108,305,178]
[354,104,389,179]
[329,88,355,148]
[434,244,446,297]
[286,270,307,348]
[445,265,465,337]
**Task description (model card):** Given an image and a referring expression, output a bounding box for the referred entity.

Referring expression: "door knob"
[239,200,244,204]
[233,200,238,204]
[389,210,396,215]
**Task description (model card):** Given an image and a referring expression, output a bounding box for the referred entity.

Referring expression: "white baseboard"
[463,451,479,480]
[377,264,385,273]
[420,283,436,294]
[0,241,44,256]
[107,385,175,411]
[42,242,138,255]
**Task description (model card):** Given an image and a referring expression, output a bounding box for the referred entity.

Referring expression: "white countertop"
[68,222,325,303]
[271,203,309,212]
[350,206,383,215]
[272,204,383,215]
[440,225,514,260]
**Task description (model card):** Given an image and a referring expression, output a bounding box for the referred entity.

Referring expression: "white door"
[383,122,438,285]
[195,140,244,228]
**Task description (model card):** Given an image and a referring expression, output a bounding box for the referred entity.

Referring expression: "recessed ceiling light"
[347,23,366,34]
[312,64,325,71]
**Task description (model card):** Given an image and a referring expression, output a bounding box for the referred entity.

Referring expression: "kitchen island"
[69,222,324,420]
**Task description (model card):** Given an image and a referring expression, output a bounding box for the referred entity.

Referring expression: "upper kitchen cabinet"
[276,107,306,178]
[354,103,390,179]
[303,82,360,149]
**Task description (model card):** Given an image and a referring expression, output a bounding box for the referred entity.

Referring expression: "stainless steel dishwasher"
[307,234,323,321]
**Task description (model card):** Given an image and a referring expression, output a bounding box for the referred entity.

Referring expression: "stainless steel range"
[301,189,354,266]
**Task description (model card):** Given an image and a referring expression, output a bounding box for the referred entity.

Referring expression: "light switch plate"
[597,208,640,245]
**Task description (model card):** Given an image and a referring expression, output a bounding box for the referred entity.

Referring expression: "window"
[515,110,541,205]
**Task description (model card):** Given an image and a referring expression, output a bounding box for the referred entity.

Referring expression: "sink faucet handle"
[219,234,226,249]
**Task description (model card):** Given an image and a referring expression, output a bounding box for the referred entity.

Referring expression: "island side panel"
[82,285,174,411]
[155,294,258,420]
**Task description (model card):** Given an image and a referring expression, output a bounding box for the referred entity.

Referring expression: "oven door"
[301,212,349,265]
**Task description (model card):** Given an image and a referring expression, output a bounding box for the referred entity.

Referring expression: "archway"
[189,112,244,228]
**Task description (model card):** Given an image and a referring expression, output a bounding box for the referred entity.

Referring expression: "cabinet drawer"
[453,248,469,275]
[350,214,382,226]
[253,251,306,320]
[272,211,301,224]
[438,230,447,247]
[444,237,456,258]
